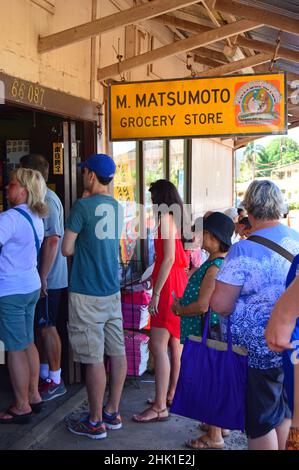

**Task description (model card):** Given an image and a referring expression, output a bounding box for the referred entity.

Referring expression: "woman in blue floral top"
[211,180,299,450]
[172,212,235,450]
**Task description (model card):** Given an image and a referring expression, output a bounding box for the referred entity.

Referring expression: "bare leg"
[150,327,171,410]
[248,430,278,450]
[0,350,31,418]
[168,336,183,402]
[41,326,61,372]
[85,363,106,423]
[276,418,292,450]
[25,342,41,404]
[186,425,224,449]
[133,327,170,421]
[105,355,127,413]
[209,426,224,444]
[36,329,47,365]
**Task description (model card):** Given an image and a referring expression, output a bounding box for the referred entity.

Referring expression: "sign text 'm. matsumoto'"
[109,73,286,141]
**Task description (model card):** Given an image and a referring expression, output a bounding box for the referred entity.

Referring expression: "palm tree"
[243,141,257,179]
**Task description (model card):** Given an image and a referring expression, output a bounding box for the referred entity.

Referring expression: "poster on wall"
[6,139,30,172]
[109,73,287,141]
[114,158,137,265]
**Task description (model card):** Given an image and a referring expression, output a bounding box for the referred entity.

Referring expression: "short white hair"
[243,180,283,220]
[224,207,238,221]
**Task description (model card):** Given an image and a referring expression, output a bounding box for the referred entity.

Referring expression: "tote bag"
[170,311,248,431]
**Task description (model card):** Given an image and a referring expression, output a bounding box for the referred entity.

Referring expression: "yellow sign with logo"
[53,143,64,175]
[109,73,286,141]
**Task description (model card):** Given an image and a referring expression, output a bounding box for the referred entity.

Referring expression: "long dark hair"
[149,179,190,245]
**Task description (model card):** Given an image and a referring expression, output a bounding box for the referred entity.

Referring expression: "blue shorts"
[35,289,63,328]
[246,367,292,439]
[0,290,40,351]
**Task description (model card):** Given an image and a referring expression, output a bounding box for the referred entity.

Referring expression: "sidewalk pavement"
[0,365,82,450]
[4,373,247,451]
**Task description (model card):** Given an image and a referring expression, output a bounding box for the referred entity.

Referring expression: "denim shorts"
[0,290,40,351]
[246,366,292,439]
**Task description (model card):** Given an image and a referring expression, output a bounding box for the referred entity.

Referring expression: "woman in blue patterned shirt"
[211,180,299,450]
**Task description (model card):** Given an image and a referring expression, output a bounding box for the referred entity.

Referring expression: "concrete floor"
[29,375,247,451]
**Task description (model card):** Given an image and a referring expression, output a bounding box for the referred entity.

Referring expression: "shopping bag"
[170,311,248,431]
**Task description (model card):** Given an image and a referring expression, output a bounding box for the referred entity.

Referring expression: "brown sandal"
[286,427,299,450]
[186,435,225,450]
[133,407,170,423]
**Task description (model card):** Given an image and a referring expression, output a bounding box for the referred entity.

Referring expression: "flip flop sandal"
[285,427,299,450]
[133,407,170,423]
[147,398,173,407]
[0,409,32,424]
[198,423,230,438]
[30,402,44,414]
[185,436,225,450]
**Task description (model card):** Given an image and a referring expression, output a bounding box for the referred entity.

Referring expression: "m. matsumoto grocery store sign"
[109,73,286,141]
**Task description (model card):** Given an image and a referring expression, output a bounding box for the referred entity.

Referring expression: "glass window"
[113,141,140,283]
[143,140,164,266]
[169,139,185,200]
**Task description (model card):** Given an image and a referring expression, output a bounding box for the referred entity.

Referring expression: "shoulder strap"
[248,235,294,263]
[13,208,40,256]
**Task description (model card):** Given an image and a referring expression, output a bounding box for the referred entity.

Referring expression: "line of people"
[0,153,298,451]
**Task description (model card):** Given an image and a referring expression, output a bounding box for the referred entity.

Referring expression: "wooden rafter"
[38,0,201,53]
[154,14,299,65]
[193,47,228,63]
[196,52,272,77]
[236,37,299,64]
[97,19,261,81]
[193,55,222,68]
[30,0,55,15]
[215,0,299,36]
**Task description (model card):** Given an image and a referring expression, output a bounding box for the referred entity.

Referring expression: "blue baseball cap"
[78,153,116,178]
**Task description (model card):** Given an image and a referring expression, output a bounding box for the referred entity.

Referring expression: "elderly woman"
[210,180,299,450]
[0,168,47,423]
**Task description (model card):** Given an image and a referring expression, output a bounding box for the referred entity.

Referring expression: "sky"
[257,126,299,147]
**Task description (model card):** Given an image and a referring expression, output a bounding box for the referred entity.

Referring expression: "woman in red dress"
[133,180,189,423]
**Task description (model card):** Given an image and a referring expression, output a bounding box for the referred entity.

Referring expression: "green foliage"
[288,202,299,211]
[264,137,299,165]
[240,137,299,181]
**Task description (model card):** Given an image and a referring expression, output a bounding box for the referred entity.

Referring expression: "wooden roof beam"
[196,52,273,77]
[153,13,210,35]
[215,0,299,36]
[38,0,202,53]
[254,65,299,82]
[97,18,261,81]
[237,37,299,64]
[193,55,223,68]
[192,46,228,63]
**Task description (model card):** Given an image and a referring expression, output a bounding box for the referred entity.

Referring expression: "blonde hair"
[12,168,48,217]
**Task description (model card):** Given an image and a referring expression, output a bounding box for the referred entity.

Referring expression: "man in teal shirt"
[62,154,127,440]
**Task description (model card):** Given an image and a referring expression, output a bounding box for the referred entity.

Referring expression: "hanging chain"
[269,30,282,72]
[186,54,196,78]
[113,38,126,82]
